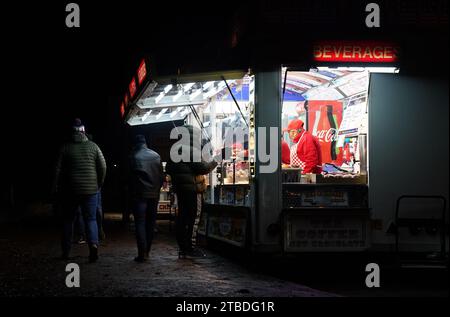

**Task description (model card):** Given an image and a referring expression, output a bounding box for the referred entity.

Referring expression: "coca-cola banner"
[308,100,343,166]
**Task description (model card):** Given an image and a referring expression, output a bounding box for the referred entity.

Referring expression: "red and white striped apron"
[290,133,306,170]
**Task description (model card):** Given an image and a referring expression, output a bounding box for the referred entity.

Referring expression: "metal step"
[400,260,448,269]
[400,263,447,269]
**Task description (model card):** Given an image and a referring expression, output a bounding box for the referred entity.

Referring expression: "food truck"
[121,41,448,265]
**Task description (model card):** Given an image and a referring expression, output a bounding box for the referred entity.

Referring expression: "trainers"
[186,248,206,258]
[134,256,146,263]
[178,250,187,259]
[77,237,86,244]
[89,245,98,263]
[99,229,106,241]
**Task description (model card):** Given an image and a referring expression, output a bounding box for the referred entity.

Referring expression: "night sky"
[3,1,448,204]
[4,2,234,202]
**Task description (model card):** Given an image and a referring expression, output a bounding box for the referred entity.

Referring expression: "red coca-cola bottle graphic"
[326,105,338,160]
[308,101,343,165]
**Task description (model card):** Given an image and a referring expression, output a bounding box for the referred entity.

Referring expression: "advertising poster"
[307,100,344,166]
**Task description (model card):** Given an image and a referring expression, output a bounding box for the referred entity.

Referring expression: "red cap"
[283,119,304,132]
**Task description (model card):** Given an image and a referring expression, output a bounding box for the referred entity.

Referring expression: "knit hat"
[73,118,85,133]
[133,134,146,145]
[283,119,304,132]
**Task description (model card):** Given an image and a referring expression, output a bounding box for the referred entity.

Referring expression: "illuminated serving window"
[126,71,255,206]
[280,67,397,184]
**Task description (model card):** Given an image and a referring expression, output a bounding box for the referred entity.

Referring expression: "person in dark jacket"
[129,134,164,262]
[53,119,107,262]
[166,125,217,258]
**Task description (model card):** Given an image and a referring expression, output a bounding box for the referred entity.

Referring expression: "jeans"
[74,191,103,240]
[133,198,159,256]
[175,191,198,252]
[75,206,85,239]
[61,193,99,255]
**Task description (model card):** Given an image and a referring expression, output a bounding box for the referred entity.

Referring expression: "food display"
[223,161,249,185]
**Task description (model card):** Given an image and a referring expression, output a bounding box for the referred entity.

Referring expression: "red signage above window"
[137,59,147,85]
[129,77,137,98]
[313,41,399,63]
[120,102,125,118]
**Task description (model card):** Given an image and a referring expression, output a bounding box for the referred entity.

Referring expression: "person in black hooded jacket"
[129,134,164,262]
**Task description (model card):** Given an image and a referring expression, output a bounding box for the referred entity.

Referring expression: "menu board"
[338,102,366,136]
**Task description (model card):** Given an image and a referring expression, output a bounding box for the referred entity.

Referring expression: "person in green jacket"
[166,125,217,258]
[53,119,107,262]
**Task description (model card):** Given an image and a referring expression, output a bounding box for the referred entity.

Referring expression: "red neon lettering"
[333,46,342,58]
[384,47,394,59]
[342,46,352,59]
[373,47,383,59]
[313,45,322,58]
[323,46,332,58]
[362,47,373,59]
[352,46,362,59]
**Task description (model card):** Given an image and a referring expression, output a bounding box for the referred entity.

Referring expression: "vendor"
[281,136,291,166]
[284,119,322,174]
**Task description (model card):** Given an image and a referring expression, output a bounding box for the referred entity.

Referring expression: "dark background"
[2,0,448,214]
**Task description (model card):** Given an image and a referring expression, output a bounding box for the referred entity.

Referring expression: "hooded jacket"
[53,132,107,195]
[293,130,322,174]
[166,125,218,193]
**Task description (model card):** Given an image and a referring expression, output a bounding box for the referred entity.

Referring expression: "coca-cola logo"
[315,128,339,142]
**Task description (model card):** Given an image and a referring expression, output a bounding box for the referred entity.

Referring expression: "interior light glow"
[317,66,399,74]
[173,90,183,101]
[156,108,168,120]
[141,110,152,122]
[183,83,195,91]
[164,84,173,94]
[190,89,203,100]
[202,81,214,91]
[155,92,165,104]
[170,108,180,118]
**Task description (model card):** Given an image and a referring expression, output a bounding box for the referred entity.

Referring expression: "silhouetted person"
[73,133,105,244]
[129,134,163,262]
[52,119,107,262]
[166,125,217,258]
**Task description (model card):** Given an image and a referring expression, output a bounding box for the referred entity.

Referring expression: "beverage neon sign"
[313,41,399,63]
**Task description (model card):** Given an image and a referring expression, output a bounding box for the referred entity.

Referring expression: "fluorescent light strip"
[202,81,214,91]
[317,66,399,74]
[173,90,183,102]
[156,108,168,120]
[141,110,152,122]
[164,84,173,94]
[155,92,165,104]
[204,88,217,99]
[180,108,190,117]
[190,89,203,100]
[183,83,195,91]
[170,108,180,118]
